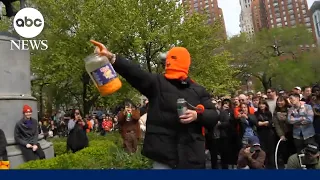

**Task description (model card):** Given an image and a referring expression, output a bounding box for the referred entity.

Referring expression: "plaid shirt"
[287,103,315,140]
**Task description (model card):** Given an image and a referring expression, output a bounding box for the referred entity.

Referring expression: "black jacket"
[14,118,38,146]
[113,56,219,169]
[239,114,258,139]
[67,123,88,153]
[0,129,8,160]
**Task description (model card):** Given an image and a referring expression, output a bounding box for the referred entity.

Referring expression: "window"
[285,21,288,26]
[291,20,296,25]
[289,10,294,15]
[288,0,292,4]
[305,17,310,22]
[284,16,287,21]
[290,15,295,20]
[271,19,273,23]
[277,23,282,27]
[302,10,306,14]
[288,4,293,9]
[306,22,311,27]
[276,18,281,23]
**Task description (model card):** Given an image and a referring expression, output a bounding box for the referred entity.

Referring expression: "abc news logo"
[16,16,43,28]
[10,8,48,51]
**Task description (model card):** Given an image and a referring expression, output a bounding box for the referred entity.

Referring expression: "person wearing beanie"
[237,136,266,169]
[92,41,219,169]
[14,105,45,161]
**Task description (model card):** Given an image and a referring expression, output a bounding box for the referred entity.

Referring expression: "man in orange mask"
[92,41,219,169]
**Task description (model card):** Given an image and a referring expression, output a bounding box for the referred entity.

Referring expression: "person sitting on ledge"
[14,105,45,162]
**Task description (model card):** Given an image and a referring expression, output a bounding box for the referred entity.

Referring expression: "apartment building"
[182,0,226,36]
[239,0,255,35]
[252,0,313,32]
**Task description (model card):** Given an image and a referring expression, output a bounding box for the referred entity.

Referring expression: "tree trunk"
[261,73,272,92]
[81,72,99,115]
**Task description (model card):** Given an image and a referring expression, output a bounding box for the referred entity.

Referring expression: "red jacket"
[102,120,113,131]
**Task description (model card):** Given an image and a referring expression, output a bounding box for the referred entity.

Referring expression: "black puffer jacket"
[113,56,219,169]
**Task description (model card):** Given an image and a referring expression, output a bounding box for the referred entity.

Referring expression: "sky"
[217,0,317,37]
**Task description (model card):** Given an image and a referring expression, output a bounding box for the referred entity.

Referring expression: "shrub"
[17,132,152,169]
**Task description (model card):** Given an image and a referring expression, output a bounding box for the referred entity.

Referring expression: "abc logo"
[13,8,44,38]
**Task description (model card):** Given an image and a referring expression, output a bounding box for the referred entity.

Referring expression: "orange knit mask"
[164,47,191,80]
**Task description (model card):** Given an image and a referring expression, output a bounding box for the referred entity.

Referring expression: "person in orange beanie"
[14,105,45,161]
[92,41,219,169]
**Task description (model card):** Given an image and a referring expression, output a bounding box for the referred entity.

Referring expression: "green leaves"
[227,26,315,91]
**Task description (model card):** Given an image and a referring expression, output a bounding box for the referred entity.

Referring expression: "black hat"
[305,142,319,155]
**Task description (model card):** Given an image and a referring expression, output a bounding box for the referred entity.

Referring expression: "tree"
[226,26,314,91]
[29,0,239,114]
[273,47,320,90]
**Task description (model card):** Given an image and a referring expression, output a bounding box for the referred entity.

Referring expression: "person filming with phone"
[287,142,320,169]
[237,136,266,169]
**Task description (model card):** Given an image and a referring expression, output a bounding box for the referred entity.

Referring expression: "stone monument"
[0,33,54,168]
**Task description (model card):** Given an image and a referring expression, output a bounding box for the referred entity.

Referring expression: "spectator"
[288,93,315,152]
[14,105,45,161]
[66,109,88,153]
[237,136,266,169]
[287,143,320,169]
[118,100,140,153]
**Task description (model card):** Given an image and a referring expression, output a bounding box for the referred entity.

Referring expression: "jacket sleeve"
[0,129,7,154]
[196,88,219,129]
[112,55,156,98]
[14,123,28,146]
[218,111,230,129]
[304,104,314,124]
[273,112,285,137]
[248,115,258,126]
[131,110,140,121]
[117,111,126,124]
[248,150,266,169]
[286,154,301,169]
[237,148,248,168]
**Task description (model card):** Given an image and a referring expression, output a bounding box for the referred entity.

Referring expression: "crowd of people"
[205,85,320,169]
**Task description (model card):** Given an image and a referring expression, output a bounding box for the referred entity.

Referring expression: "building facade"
[310,1,320,45]
[182,0,226,36]
[239,0,255,35]
[252,0,313,32]
[252,0,269,31]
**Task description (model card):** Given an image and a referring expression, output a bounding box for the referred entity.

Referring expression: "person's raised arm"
[91,40,155,97]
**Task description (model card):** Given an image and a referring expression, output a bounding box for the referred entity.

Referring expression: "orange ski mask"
[164,47,191,80]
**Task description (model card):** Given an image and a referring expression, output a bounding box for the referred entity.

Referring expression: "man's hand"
[241,114,248,119]
[26,144,32,148]
[244,147,254,158]
[179,110,197,124]
[91,40,114,60]
[280,136,287,141]
[32,145,38,152]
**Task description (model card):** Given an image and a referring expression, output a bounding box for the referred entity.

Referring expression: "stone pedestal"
[0,33,54,169]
